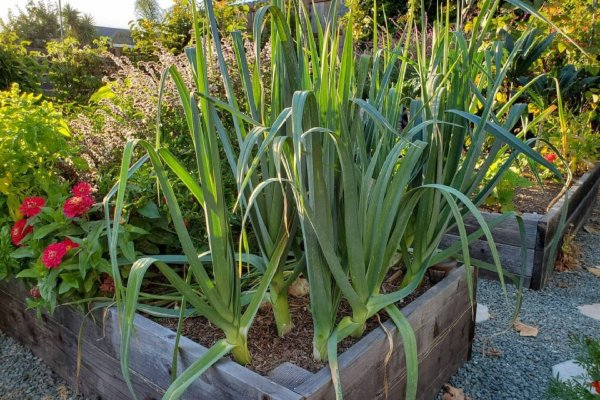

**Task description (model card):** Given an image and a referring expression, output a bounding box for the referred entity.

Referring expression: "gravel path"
[442,203,600,399]
[0,331,84,400]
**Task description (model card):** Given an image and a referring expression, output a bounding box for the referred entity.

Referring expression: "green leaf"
[33,222,63,240]
[16,268,41,279]
[10,247,35,259]
[137,201,161,219]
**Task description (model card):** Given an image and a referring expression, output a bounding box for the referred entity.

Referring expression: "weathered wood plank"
[533,173,600,289]
[542,163,600,243]
[110,310,304,400]
[439,234,534,284]
[293,266,473,400]
[445,211,540,249]
[269,363,314,390]
[0,283,164,400]
[0,281,305,400]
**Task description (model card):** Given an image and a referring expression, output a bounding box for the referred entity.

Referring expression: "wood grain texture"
[439,234,534,287]
[533,164,600,289]
[0,281,304,400]
[445,212,540,249]
[441,163,600,290]
[0,267,475,400]
[0,282,163,400]
[293,266,474,400]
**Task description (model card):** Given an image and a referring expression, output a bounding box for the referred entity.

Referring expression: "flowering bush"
[7,182,148,312]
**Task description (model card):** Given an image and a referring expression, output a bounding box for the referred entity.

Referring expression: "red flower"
[544,153,558,163]
[41,242,68,269]
[63,195,95,218]
[11,219,32,246]
[592,380,600,394]
[29,287,41,299]
[72,182,93,197]
[62,238,79,252]
[19,197,45,217]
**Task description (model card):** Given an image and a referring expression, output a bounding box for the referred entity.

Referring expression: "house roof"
[94,26,134,46]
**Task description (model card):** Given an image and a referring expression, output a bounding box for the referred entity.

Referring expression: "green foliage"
[548,336,600,399]
[0,197,20,280]
[129,0,249,58]
[44,37,115,103]
[1,0,98,48]
[0,84,79,218]
[130,0,194,57]
[0,31,41,93]
[485,167,532,212]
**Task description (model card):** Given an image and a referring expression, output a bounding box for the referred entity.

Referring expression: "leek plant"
[268,0,564,398]
[102,0,567,399]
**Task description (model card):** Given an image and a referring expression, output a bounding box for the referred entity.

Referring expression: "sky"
[0,0,173,29]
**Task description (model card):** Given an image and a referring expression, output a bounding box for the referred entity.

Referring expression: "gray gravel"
[0,331,85,400]
[441,205,600,399]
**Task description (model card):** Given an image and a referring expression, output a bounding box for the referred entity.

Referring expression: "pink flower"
[72,182,93,197]
[29,287,41,299]
[62,238,79,252]
[63,195,95,218]
[19,197,45,217]
[42,242,68,269]
[544,153,558,163]
[11,219,32,246]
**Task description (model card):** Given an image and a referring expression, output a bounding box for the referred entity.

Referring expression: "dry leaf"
[514,321,539,337]
[587,267,600,278]
[584,225,600,234]
[441,384,469,400]
[483,347,502,357]
[287,278,309,297]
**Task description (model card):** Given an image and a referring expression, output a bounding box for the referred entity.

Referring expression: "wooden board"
[0,267,474,400]
[292,266,474,400]
[533,165,600,289]
[445,212,540,249]
[441,162,600,290]
[0,282,164,400]
[0,281,303,400]
[439,234,534,287]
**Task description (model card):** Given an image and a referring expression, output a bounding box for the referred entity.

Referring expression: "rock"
[577,304,600,321]
[552,360,588,382]
[476,304,490,323]
[552,360,596,393]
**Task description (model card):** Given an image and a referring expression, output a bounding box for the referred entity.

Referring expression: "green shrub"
[0,84,84,218]
[44,37,115,103]
[0,31,41,93]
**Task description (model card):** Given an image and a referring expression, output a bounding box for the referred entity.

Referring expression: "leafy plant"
[0,31,41,93]
[105,0,563,399]
[1,0,98,48]
[44,37,115,104]
[10,184,126,313]
[548,336,600,399]
[0,84,83,219]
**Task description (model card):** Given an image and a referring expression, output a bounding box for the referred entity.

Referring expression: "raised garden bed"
[0,266,475,400]
[441,163,600,290]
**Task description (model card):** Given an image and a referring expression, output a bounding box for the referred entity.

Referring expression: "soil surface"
[482,180,565,214]
[157,268,434,375]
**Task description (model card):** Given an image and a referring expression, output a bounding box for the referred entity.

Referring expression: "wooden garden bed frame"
[441,162,600,289]
[0,266,475,400]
